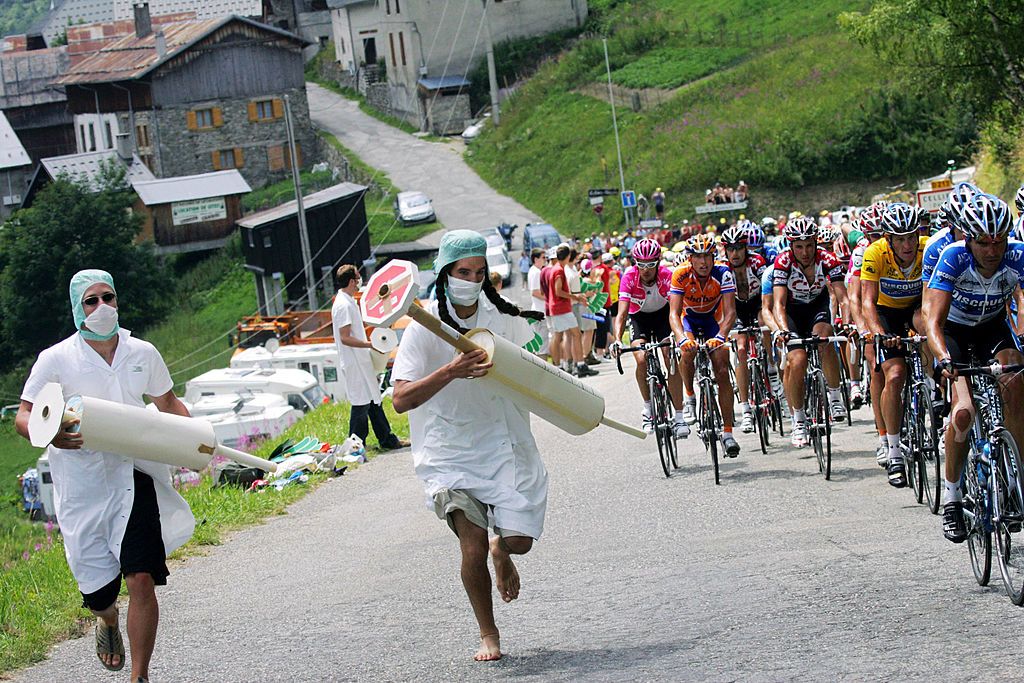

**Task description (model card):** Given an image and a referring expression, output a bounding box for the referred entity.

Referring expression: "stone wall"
[315,132,387,197]
[364,83,392,117]
[143,87,318,189]
[425,92,470,135]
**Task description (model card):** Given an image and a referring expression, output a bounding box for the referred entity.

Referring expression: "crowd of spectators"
[705,180,749,205]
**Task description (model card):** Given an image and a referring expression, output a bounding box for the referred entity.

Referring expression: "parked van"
[230,343,346,401]
[523,223,563,252]
[184,368,328,412]
[184,393,302,448]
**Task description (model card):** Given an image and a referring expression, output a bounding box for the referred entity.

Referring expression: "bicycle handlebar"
[949,362,1024,378]
[785,335,847,350]
[613,338,675,375]
[729,325,769,338]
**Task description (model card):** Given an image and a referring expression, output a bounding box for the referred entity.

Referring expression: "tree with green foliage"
[0,164,169,369]
[841,1,1024,113]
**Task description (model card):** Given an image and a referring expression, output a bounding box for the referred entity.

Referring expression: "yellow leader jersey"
[860,236,928,309]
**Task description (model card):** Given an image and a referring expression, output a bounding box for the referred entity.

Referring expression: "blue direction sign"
[621,190,637,209]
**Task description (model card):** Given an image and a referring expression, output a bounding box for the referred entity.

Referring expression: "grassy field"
[0,399,409,673]
[466,0,975,234]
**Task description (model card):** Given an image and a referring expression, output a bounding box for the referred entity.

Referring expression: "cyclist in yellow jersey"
[859,203,928,488]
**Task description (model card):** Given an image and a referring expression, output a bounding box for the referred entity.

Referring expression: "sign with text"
[588,188,619,198]
[171,197,227,225]
[916,188,948,214]
[639,219,663,229]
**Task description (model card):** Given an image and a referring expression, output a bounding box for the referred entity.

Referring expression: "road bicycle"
[690,336,731,485]
[884,335,942,513]
[787,335,846,480]
[732,325,784,454]
[616,338,678,478]
[952,361,1024,604]
[832,332,854,426]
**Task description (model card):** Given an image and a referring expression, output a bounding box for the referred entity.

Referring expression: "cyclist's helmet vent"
[961,193,1011,240]
[1015,184,1024,214]
[687,233,717,255]
[881,202,918,235]
[783,215,818,241]
[630,238,661,262]
[720,225,748,245]
[746,225,765,249]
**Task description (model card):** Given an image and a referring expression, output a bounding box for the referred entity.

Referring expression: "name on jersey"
[878,279,923,297]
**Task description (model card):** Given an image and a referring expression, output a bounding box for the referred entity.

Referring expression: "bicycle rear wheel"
[909,385,929,505]
[837,345,853,426]
[965,455,992,586]
[993,432,1024,604]
[661,383,679,470]
[919,389,942,515]
[750,363,769,454]
[650,377,672,478]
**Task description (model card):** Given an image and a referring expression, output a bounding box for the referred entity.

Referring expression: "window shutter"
[268,145,284,171]
[272,98,284,120]
[211,151,221,170]
[248,101,258,122]
[212,107,224,127]
[187,110,197,131]
[233,147,244,168]
[295,143,302,168]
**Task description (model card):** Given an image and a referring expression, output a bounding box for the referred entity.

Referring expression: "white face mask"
[446,275,483,306]
[83,303,119,338]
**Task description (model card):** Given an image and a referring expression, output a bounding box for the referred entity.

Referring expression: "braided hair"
[435,267,544,335]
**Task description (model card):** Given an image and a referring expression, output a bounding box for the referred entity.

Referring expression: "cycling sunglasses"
[635,260,660,269]
[82,292,116,306]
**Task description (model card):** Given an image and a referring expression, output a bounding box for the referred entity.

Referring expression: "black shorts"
[876,305,917,363]
[736,297,762,328]
[628,308,672,343]
[944,316,1018,365]
[80,469,169,612]
[785,292,832,339]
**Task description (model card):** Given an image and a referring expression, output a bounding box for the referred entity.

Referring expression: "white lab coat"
[391,295,549,538]
[21,330,195,594]
[331,291,381,406]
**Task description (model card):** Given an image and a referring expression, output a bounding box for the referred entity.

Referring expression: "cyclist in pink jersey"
[610,239,689,437]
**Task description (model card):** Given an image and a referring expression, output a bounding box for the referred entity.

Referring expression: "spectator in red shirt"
[547,245,597,377]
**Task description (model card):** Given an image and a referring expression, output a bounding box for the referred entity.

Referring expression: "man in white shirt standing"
[15,269,195,683]
[526,248,549,356]
[331,264,408,451]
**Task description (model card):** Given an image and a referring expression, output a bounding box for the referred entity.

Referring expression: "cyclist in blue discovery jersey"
[924,193,1024,543]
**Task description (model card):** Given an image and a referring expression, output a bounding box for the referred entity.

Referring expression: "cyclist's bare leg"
[680,345,697,396]
[912,309,933,367]
[944,377,973,488]
[879,357,907,437]
[735,333,751,405]
[785,348,808,411]
[866,341,885,432]
[996,347,1024,454]
[632,343,650,400]
[662,346,683,410]
[814,322,841,389]
[711,346,735,428]
[849,337,862,382]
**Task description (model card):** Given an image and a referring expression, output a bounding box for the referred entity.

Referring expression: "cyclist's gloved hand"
[706,334,727,350]
[937,357,956,379]
[773,329,792,345]
[881,332,899,349]
[678,337,698,351]
[609,340,624,358]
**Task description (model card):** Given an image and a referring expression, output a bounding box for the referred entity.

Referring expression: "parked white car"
[394,191,436,225]
[486,245,512,287]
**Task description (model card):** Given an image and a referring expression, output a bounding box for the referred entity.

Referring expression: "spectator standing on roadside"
[737,180,749,201]
[527,249,549,356]
[517,251,531,290]
[653,187,666,220]
[548,245,597,377]
[623,231,637,252]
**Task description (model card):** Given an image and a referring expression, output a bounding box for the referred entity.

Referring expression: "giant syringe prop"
[28,383,278,473]
[361,260,645,439]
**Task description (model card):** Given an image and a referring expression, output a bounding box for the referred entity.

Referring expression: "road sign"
[588,188,618,198]
[621,191,637,209]
[589,196,604,206]
[593,204,604,215]
[915,188,949,214]
[639,219,663,229]
[361,260,418,327]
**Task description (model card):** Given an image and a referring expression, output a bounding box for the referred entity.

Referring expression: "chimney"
[133,3,152,38]
[154,30,166,57]
[115,131,132,161]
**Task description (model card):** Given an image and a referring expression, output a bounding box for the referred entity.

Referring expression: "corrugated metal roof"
[41,149,155,189]
[0,47,69,108]
[0,110,30,169]
[57,15,307,85]
[237,182,366,228]
[132,169,251,204]
[326,0,374,8]
[417,75,470,90]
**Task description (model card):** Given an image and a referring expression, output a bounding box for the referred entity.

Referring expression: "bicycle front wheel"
[701,385,720,485]
[650,377,672,478]
[750,363,769,454]
[993,432,1024,604]
[919,389,942,515]
[965,456,992,587]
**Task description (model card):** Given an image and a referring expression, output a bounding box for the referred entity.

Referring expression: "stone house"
[55,8,316,189]
[326,0,587,133]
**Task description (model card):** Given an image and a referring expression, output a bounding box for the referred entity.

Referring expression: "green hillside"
[0,0,48,38]
[467,0,976,232]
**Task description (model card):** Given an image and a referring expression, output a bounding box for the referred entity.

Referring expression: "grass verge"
[0,399,408,674]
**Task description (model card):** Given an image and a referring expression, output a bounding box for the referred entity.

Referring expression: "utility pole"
[482,0,500,126]
[284,95,318,310]
[603,38,629,230]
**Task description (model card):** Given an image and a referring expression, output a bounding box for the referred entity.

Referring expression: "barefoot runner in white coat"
[14,270,194,683]
[391,230,548,662]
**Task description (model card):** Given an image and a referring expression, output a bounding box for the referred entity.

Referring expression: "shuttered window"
[399,32,406,66]
[268,144,302,172]
[212,148,244,170]
[389,33,396,67]
[249,98,284,122]
[188,107,221,130]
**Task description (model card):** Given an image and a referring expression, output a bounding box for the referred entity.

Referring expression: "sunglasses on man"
[82,292,117,307]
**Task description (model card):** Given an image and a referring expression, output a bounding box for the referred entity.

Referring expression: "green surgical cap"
[434,229,487,274]
[70,269,115,332]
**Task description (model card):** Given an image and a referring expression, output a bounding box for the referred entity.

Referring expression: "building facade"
[57,11,316,189]
[327,0,587,131]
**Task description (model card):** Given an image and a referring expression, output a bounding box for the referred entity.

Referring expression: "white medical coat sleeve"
[391,321,433,384]
[143,342,174,397]
[21,346,61,402]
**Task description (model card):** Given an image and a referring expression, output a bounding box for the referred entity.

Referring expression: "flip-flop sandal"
[95,621,125,671]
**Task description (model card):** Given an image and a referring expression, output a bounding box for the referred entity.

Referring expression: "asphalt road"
[14,355,1024,682]
[307,83,542,249]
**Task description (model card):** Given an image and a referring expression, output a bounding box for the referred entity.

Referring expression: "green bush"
[610,46,748,89]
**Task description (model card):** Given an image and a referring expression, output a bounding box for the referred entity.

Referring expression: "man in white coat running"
[391,230,548,662]
[14,269,195,683]
[331,264,408,450]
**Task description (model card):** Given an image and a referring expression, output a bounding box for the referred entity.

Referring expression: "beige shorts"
[433,489,529,538]
[550,311,578,333]
[573,302,597,331]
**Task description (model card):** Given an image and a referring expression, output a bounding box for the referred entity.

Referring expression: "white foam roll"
[466,329,606,435]
[370,327,398,353]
